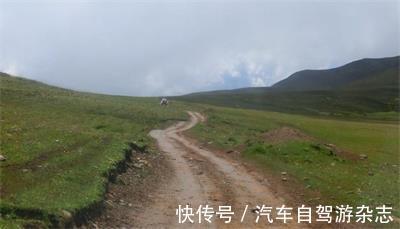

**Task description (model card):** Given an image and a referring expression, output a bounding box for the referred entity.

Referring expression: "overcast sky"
[1,0,399,96]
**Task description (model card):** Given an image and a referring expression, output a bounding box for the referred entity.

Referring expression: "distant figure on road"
[160,98,169,106]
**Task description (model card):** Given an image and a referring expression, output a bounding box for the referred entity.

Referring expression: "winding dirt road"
[135,111,307,228]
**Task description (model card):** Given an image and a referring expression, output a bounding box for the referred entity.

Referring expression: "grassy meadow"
[189,105,400,216]
[1,73,398,227]
[0,74,189,227]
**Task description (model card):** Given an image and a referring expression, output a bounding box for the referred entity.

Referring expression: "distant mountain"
[177,56,399,117]
[273,56,399,90]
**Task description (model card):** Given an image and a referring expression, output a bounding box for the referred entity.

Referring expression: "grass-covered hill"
[273,56,399,90]
[178,56,399,118]
[0,73,189,227]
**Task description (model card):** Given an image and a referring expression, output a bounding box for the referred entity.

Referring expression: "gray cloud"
[1,0,399,96]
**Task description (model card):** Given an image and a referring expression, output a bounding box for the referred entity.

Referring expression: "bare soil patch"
[263,126,313,144]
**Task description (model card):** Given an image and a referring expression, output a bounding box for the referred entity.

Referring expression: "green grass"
[189,105,400,217]
[0,74,189,227]
[0,218,46,229]
[1,72,398,227]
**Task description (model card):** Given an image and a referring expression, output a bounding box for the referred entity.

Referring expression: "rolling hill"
[177,56,399,118]
[273,56,399,90]
[0,73,189,227]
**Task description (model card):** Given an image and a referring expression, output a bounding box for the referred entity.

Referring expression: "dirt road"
[132,111,307,228]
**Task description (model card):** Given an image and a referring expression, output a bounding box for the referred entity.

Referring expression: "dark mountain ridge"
[272,56,399,90]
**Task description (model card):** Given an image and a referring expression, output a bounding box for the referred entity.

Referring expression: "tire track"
[137,111,308,228]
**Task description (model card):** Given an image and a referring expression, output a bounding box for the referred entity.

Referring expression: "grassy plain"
[190,105,400,216]
[0,74,189,227]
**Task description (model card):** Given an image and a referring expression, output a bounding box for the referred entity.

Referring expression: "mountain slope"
[177,56,399,118]
[273,56,399,90]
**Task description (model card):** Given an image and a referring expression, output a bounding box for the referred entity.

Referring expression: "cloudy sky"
[1,0,399,96]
